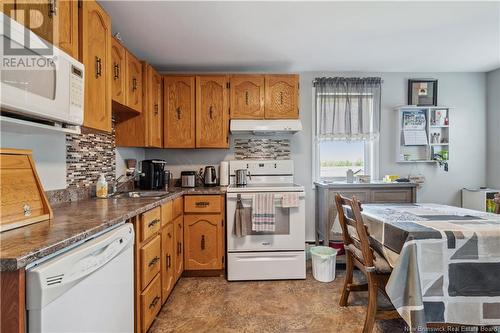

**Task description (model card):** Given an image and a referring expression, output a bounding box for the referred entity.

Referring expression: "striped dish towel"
[251,193,276,232]
[282,192,300,208]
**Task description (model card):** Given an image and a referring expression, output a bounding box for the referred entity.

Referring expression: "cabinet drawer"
[140,207,161,242]
[141,274,161,333]
[184,195,221,213]
[161,201,173,226]
[371,189,414,203]
[173,197,183,218]
[140,234,161,290]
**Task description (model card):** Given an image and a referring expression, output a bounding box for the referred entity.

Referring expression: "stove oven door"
[226,192,305,252]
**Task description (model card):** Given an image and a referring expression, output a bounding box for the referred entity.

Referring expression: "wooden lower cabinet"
[160,221,175,302]
[184,214,223,270]
[173,215,184,281]
[140,274,161,333]
[183,195,225,273]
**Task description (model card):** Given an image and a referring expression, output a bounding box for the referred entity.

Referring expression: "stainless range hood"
[230,119,302,135]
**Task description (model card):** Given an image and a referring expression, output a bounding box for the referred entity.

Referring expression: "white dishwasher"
[26,223,135,333]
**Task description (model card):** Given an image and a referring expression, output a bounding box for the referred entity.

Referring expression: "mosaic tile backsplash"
[234,139,291,160]
[66,129,116,188]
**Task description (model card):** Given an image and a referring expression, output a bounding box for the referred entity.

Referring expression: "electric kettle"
[202,166,217,186]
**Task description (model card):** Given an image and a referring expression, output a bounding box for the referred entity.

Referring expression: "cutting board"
[0,148,53,232]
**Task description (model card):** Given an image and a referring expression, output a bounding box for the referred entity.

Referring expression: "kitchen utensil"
[202,166,217,187]
[181,171,196,188]
[235,169,251,186]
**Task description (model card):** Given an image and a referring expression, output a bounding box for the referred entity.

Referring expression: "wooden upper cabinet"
[184,214,223,270]
[144,63,162,147]
[111,37,126,105]
[264,74,299,119]
[79,0,112,132]
[56,0,78,58]
[164,76,196,148]
[14,0,54,45]
[126,51,143,112]
[8,0,78,58]
[230,75,264,119]
[196,76,229,148]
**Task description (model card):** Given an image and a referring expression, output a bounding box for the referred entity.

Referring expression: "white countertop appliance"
[0,13,84,127]
[26,223,134,333]
[226,160,306,281]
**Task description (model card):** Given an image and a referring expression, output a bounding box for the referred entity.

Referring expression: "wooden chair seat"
[345,244,392,274]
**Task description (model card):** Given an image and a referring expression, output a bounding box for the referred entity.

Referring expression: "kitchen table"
[360,203,500,330]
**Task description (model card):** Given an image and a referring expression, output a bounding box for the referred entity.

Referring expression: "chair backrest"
[495,193,500,214]
[335,194,375,268]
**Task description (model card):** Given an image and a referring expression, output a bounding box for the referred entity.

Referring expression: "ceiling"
[100,1,500,73]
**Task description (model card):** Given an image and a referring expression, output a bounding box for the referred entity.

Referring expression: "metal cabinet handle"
[148,256,159,267]
[176,107,182,120]
[113,63,119,80]
[148,218,160,228]
[195,201,210,207]
[166,254,171,268]
[280,91,283,105]
[149,296,160,309]
[201,235,205,250]
[48,0,57,17]
[154,104,159,114]
[95,57,102,78]
[132,78,138,91]
[245,91,249,105]
[209,106,213,119]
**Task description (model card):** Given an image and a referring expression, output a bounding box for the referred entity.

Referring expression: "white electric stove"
[226,160,306,281]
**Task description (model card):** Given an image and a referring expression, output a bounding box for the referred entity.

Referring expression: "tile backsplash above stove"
[234,139,290,160]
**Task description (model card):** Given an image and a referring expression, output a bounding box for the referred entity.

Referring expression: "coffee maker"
[139,160,167,190]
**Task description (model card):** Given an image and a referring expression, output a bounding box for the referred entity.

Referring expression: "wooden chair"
[495,193,500,214]
[335,194,399,333]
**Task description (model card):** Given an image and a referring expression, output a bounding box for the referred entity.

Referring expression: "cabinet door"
[164,76,195,148]
[111,37,126,105]
[264,74,299,119]
[126,51,143,112]
[184,214,223,270]
[147,65,163,147]
[230,75,264,119]
[79,0,112,132]
[15,0,55,45]
[57,0,78,58]
[173,215,184,281]
[196,76,229,148]
[161,222,175,303]
[1,1,16,19]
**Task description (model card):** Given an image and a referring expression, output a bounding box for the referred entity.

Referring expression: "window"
[312,77,381,182]
[316,139,378,181]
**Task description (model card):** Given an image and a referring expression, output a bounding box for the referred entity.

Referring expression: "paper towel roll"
[219,161,229,186]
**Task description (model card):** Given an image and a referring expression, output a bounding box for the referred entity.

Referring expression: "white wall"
[116,147,146,177]
[486,68,500,189]
[148,72,488,241]
[0,131,67,190]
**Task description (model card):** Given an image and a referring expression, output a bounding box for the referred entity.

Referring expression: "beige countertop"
[0,186,226,272]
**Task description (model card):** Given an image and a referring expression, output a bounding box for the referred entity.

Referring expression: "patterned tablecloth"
[361,203,500,330]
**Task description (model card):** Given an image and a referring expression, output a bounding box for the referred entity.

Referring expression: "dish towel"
[251,193,276,232]
[281,192,300,208]
[234,194,251,237]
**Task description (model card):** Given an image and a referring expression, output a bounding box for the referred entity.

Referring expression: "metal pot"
[235,169,251,186]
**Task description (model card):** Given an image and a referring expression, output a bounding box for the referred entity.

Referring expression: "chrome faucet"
[109,171,142,197]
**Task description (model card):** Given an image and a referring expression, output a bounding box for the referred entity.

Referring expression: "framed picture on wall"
[408,79,438,106]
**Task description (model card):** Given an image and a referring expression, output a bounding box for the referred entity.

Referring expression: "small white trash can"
[310,246,338,282]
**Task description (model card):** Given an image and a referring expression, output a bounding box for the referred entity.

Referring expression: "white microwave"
[0,13,84,126]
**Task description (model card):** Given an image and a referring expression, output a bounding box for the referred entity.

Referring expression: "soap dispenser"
[96,174,108,198]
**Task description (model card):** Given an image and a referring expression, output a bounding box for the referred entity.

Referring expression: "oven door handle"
[227,193,305,200]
